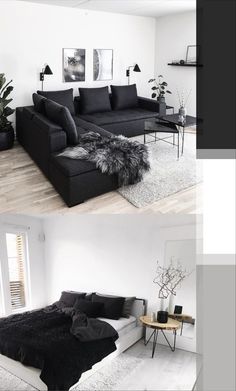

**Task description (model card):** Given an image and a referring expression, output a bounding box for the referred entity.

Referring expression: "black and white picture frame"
[93,49,113,81]
[63,48,86,82]
[185,45,199,64]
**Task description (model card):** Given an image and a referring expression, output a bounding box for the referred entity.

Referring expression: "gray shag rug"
[0,356,143,391]
[118,133,201,207]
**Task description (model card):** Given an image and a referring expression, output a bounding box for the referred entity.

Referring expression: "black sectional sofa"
[16,85,160,207]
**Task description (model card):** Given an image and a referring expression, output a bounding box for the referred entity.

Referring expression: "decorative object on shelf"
[186,45,199,64]
[153,259,192,323]
[174,305,183,314]
[177,88,192,123]
[63,48,85,83]
[168,45,200,66]
[39,64,53,91]
[148,75,171,117]
[126,63,141,85]
[0,73,15,151]
[93,49,113,81]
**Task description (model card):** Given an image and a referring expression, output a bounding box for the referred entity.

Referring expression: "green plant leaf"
[161,82,167,86]
[152,86,158,90]
[151,93,157,98]
[0,74,6,90]
[2,86,13,99]
[166,90,172,94]
[148,79,155,83]
[4,107,15,117]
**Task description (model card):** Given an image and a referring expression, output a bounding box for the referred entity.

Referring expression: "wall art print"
[63,48,86,82]
[93,49,113,81]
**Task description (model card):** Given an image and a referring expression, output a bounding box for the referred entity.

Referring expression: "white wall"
[0,0,156,113]
[0,214,46,314]
[43,215,198,351]
[155,11,196,116]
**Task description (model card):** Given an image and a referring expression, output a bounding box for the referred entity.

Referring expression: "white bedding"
[98,315,137,338]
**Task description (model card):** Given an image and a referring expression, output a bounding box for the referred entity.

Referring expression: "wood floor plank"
[0,144,202,214]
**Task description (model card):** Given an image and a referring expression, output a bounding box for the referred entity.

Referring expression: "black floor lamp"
[40,64,53,91]
[126,64,141,85]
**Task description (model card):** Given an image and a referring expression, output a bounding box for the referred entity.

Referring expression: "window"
[6,233,28,311]
[0,230,30,315]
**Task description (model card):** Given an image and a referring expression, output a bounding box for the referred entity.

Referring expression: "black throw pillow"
[74,299,104,318]
[44,99,78,145]
[59,291,86,307]
[37,88,75,115]
[111,84,138,110]
[92,294,125,320]
[79,86,111,114]
[32,93,47,114]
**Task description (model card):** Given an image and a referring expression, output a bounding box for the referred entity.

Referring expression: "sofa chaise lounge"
[16,85,160,207]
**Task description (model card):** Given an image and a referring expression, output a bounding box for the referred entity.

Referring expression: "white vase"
[168,294,175,314]
[178,106,187,123]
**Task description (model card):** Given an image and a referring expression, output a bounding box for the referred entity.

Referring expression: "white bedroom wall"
[43,215,198,352]
[0,0,156,114]
[0,214,47,312]
[155,11,196,116]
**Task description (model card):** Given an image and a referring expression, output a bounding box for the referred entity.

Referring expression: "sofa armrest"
[138,96,159,112]
[16,106,67,176]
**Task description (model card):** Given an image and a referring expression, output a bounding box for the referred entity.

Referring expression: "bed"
[0,296,146,391]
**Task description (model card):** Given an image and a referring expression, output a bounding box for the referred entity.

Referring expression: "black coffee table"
[144,114,197,159]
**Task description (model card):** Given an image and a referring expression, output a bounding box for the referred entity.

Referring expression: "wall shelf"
[168,63,203,67]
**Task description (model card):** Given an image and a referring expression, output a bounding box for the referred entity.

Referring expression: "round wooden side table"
[140,315,181,358]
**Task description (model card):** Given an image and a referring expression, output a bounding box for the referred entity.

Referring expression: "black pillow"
[74,299,104,318]
[92,294,125,320]
[32,93,47,114]
[59,291,86,307]
[122,297,136,318]
[111,84,138,110]
[37,88,75,115]
[79,87,111,114]
[44,99,78,145]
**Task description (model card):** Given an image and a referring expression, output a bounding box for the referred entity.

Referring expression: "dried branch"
[153,259,192,300]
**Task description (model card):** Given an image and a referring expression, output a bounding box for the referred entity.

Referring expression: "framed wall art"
[93,49,113,81]
[63,48,86,82]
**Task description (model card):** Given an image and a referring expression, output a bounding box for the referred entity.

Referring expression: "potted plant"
[0,73,15,151]
[148,75,172,103]
[153,259,191,323]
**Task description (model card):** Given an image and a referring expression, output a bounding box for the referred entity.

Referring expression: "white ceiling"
[19,0,196,18]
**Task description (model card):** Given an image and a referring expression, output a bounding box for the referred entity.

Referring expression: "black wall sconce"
[40,64,53,91]
[126,63,141,85]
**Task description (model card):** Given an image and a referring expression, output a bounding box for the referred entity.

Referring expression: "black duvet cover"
[0,308,118,390]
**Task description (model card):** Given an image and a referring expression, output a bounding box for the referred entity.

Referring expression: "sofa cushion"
[32,93,47,115]
[111,84,138,110]
[44,99,78,145]
[51,154,98,177]
[79,86,111,114]
[79,108,157,126]
[37,88,75,115]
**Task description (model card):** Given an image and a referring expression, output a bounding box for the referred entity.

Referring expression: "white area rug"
[118,133,201,207]
[0,356,143,391]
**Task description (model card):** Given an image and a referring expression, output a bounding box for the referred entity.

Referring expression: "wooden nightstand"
[168,314,194,335]
[140,315,181,358]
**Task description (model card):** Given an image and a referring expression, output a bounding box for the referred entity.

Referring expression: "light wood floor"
[0,144,202,215]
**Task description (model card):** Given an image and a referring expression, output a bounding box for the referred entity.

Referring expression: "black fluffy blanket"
[0,307,118,391]
[59,131,150,186]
